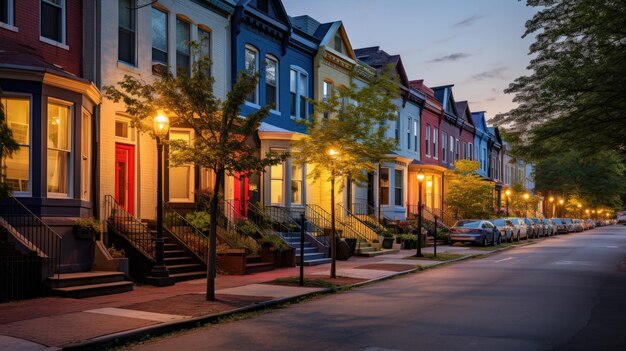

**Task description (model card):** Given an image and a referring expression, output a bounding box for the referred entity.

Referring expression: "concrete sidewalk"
[0,244,514,350]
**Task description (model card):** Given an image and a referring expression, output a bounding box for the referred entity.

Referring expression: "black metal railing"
[0,195,61,277]
[104,195,155,260]
[221,199,267,239]
[336,203,377,242]
[305,204,333,246]
[351,202,395,233]
[262,205,302,233]
[164,203,208,264]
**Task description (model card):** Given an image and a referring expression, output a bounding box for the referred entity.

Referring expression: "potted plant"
[400,233,418,249]
[74,217,101,240]
[108,245,128,276]
[379,230,395,249]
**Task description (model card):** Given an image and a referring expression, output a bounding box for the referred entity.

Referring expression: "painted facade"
[455,101,476,161]
[470,111,491,179]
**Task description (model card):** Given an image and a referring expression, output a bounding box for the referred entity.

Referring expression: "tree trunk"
[206,168,224,301]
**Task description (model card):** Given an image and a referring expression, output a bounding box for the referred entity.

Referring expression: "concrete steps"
[281,232,331,266]
[161,234,207,282]
[48,271,133,298]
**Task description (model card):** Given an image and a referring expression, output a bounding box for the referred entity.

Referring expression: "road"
[127,225,626,351]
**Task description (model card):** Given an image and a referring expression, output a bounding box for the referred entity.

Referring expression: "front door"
[233,172,249,217]
[115,144,135,215]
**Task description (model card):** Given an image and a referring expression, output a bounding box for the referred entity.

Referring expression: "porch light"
[559,199,564,205]
[523,193,530,200]
[505,189,512,197]
[153,113,170,139]
[416,172,425,181]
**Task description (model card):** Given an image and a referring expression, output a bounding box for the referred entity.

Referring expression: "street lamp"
[146,113,174,286]
[585,209,590,219]
[327,146,339,279]
[505,189,512,217]
[558,199,564,217]
[523,193,530,217]
[549,196,555,218]
[415,172,425,257]
[577,204,582,218]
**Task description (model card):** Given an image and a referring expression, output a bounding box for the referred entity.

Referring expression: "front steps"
[48,271,133,298]
[162,234,207,282]
[282,232,331,266]
[356,241,400,257]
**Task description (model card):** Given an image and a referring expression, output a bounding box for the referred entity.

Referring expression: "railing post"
[300,213,305,286]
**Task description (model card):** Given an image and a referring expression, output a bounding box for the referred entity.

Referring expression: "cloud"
[428,52,471,63]
[472,67,507,80]
[454,15,486,27]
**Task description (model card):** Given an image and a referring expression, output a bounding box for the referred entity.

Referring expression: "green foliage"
[492,0,626,159]
[378,230,394,238]
[259,234,289,253]
[400,233,418,242]
[445,160,495,219]
[186,211,210,231]
[107,245,126,259]
[220,231,260,256]
[290,68,400,187]
[236,219,259,237]
[0,88,20,198]
[74,217,101,233]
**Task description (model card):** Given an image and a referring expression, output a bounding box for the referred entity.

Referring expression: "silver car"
[541,218,557,236]
[506,217,529,240]
[492,218,515,243]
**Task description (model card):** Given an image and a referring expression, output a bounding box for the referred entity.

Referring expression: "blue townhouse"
[471,111,491,179]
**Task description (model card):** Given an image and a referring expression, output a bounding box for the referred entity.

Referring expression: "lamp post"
[415,172,424,257]
[577,204,582,219]
[327,147,339,279]
[426,179,434,257]
[146,113,175,286]
[549,196,555,218]
[523,193,530,217]
[585,209,590,219]
[505,189,512,217]
[558,199,564,217]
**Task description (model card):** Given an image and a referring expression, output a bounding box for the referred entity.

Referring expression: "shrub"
[107,245,125,258]
[186,211,210,231]
[259,234,290,253]
[75,217,101,233]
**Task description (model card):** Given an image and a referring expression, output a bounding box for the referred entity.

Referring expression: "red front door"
[233,172,249,217]
[115,144,135,215]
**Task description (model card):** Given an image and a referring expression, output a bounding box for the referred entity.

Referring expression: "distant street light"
[523,193,530,217]
[549,196,555,217]
[577,204,582,218]
[505,189,512,217]
[415,172,425,258]
[558,199,564,217]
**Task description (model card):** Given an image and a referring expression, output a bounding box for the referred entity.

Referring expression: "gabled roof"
[354,46,409,88]
[238,0,291,27]
[432,85,460,121]
[290,15,321,39]
[471,111,489,136]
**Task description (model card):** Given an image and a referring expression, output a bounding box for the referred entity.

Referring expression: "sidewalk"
[0,244,513,350]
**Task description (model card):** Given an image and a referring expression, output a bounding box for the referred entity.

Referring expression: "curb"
[61,242,533,350]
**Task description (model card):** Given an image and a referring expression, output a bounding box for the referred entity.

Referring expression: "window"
[463,142,467,159]
[442,131,447,163]
[394,169,403,206]
[469,143,473,160]
[433,128,439,159]
[455,139,460,160]
[322,81,332,119]
[1,97,30,193]
[81,111,91,201]
[245,45,259,104]
[406,117,411,150]
[334,32,343,53]
[413,120,418,152]
[394,111,401,145]
[290,68,308,119]
[47,100,72,196]
[1,0,14,26]
[151,7,168,66]
[291,164,303,205]
[425,124,430,156]
[176,18,191,76]
[169,129,194,202]
[380,167,389,205]
[198,28,211,77]
[265,55,278,108]
[118,0,135,64]
[449,135,454,164]
[41,0,64,43]
[270,161,284,205]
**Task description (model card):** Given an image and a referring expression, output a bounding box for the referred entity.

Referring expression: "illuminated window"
[2,97,30,194]
[380,167,389,205]
[47,100,72,196]
[270,162,284,205]
[169,129,194,202]
[291,164,303,205]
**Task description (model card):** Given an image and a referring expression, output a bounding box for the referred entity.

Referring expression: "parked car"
[541,218,557,236]
[572,219,584,232]
[585,219,596,229]
[449,220,502,246]
[531,218,547,237]
[563,218,575,232]
[491,218,515,243]
[507,217,529,240]
[524,218,539,238]
[551,218,569,234]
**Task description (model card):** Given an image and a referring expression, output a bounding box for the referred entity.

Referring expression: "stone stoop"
[163,235,207,282]
[356,241,400,257]
[244,257,275,274]
[47,271,133,299]
[282,232,331,266]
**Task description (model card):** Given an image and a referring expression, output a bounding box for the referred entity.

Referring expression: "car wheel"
[497,235,502,245]
[483,236,488,247]
[517,233,520,242]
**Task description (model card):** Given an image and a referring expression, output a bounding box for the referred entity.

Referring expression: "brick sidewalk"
[0,246,488,350]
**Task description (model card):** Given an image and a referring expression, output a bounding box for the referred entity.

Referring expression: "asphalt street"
[126,225,626,351]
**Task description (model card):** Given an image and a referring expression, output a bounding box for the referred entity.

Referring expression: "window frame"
[168,128,195,203]
[1,0,17,30]
[176,17,191,77]
[433,128,439,159]
[442,131,448,163]
[413,119,418,153]
[198,27,212,77]
[46,98,73,198]
[395,111,401,145]
[379,167,390,206]
[244,44,260,105]
[265,54,279,110]
[1,94,32,196]
[425,124,430,157]
[269,148,286,205]
[322,80,332,119]
[290,162,304,206]
[406,116,411,150]
[151,6,168,67]
[449,135,454,165]
[394,169,403,207]
[118,0,136,65]
[81,109,91,201]
[455,139,460,160]
[289,66,309,120]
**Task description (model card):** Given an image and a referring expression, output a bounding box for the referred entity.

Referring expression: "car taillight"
[450,228,457,233]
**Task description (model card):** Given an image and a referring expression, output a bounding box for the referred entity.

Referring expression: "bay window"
[47,100,72,196]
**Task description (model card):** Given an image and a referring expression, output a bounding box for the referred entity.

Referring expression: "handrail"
[305,204,333,246]
[336,203,377,242]
[0,195,61,277]
[351,202,393,224]
[221,199,267,239]
[163,203,208,264]
[104,195,155,260]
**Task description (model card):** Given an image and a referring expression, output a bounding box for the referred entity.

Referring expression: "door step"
[47,271,133,298]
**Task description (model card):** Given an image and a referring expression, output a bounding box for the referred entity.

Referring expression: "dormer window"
[334,32,343,53]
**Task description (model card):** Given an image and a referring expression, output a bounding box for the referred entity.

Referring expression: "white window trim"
[118,0,137,66]
[425,124,430,157]
[393,168,403,207]
[40,0,67,46]
[379,166,390,206]
[432,128,439,160]
[114,115,137,145]
[46,97,73,199]
[81,108,91,201]
[265,54,279,112]
[289,66,309,120]
[168,128,195,203]
[0,0,17,31]
[244,44,260,106]
[441,131,447,163]
[1,93,33,197]
[289,162,305,207]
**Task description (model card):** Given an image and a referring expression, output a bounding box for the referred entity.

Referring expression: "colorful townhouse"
[470,111,491,179]
[455,101,476,161]
[0,0,100,275]
[488,127,503,209]
[432,85,464,171]
[354,47,425,220]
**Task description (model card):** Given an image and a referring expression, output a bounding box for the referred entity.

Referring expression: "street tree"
[290,69,399,278]
[105,46,285,301]
[445,160,496,219]
[0,89,20,198]
[492,0,626,159]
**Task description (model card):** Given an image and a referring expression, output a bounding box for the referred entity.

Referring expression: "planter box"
[74,227,100,240]
[381,237,394,249]
[260,247,296,267]
[217,249,247,275]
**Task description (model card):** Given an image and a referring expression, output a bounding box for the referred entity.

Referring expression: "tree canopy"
[445,160,496,219]
[492,0,626,159]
